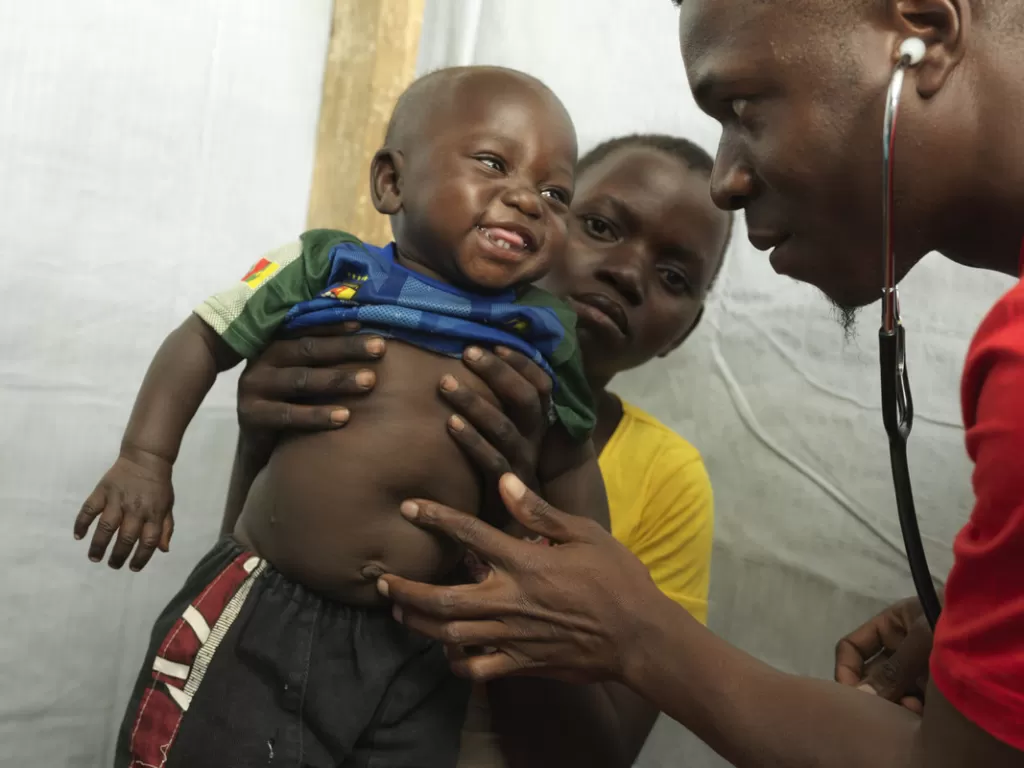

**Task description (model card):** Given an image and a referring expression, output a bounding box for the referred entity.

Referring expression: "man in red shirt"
[373,0,1024,765]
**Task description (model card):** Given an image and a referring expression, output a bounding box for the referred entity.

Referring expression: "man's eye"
[731,98,750,119]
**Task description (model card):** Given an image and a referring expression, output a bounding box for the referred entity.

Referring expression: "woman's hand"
[834,596,934,714]
[377,474,666,684]
[236,323,385,435]
[439,346,552,494]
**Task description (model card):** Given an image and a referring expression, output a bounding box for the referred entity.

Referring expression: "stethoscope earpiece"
[879,32,942,632]
[898,37,926,66]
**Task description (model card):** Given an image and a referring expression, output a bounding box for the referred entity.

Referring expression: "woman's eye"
[542,188,570,205]
[582,215,615,241]
[659,266,690,292]
[731,98,750,119]
[477,155,506,173]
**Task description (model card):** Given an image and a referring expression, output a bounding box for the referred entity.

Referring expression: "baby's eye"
[476,155,506,173]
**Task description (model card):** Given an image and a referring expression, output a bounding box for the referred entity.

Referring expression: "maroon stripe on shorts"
[126,551,264,767]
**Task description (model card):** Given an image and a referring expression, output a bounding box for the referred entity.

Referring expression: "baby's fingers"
[158,514,174,553]
[106,508,143,570]
[87,493,124,564]
[74,486,107,542]
[129,519,163,572]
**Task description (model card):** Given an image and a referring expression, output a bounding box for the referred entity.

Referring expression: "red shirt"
[930,246,1024,750]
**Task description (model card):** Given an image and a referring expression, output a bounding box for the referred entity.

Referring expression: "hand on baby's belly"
[236,344,494,605]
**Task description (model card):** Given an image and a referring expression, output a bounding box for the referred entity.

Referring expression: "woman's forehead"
[576,147,709,213]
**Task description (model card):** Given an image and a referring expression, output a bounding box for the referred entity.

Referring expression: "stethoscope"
[881,38,942,630]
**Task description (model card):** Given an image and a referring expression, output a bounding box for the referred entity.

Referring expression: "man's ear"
[657,305,704,359]
[893,0,969,99]
[370,148,403,215]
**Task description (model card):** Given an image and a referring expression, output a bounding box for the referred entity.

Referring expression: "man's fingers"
[834,611,905,685]
[901,696,925,715]
[450,650,525,682]
[859,616,933,701]
[396,499,524,567]
[498,474,591,544]
[380,573,514,621]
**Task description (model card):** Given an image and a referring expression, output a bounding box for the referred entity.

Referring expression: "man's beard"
[829,299,859,341]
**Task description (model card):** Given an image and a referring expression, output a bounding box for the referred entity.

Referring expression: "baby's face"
[392,75,577,292]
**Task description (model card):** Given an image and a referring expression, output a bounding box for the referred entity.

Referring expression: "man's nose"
[710,149,755,212]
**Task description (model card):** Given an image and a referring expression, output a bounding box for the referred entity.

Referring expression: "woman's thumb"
[498,473,576,543]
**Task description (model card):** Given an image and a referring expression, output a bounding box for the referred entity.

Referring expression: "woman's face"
[544,145,730,383]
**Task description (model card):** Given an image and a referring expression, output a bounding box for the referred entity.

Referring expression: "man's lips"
[747,230,790,252]
[568,293,629,337]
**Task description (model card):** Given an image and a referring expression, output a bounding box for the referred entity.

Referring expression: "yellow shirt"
[599,399,714,623]
[457,398,714,766]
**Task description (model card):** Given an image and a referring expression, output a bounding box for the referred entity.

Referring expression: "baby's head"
[371,66,577,293]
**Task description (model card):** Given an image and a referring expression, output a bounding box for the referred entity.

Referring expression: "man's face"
[679,0,901,310]
[394,74,577,293]
[544,146,729,382]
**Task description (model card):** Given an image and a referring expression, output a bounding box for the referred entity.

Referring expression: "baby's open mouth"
[477,225,534,252]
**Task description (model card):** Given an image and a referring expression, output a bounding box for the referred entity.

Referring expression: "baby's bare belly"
[235,342,494,606]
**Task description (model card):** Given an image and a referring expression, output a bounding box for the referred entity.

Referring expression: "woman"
[371,3,1024,767]
[225,133,733,766]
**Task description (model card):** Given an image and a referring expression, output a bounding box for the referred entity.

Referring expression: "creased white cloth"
[0,2,331,765]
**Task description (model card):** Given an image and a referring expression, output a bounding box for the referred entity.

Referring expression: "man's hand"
[74,450,175,572]
[835,597,935,714]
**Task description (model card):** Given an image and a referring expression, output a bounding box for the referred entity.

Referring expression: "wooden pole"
[306,0,425,245]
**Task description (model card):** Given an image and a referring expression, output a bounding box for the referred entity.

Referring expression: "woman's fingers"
[238,399,354,432]
[497,474,595,544]
[460,347,549,434]
[446,411,513,480]
[261,328,385,368]
[493,346,553,402]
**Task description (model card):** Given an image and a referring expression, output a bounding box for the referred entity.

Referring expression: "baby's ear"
[370,149,403,215]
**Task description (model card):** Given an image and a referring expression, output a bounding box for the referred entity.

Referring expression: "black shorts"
[115,538,469,768]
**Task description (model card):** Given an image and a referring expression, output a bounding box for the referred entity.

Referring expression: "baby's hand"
[74,451,175,571]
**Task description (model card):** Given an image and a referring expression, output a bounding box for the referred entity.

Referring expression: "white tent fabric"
[0,1,1015,766]
[419,2,1015,766]
[0,2,331,765]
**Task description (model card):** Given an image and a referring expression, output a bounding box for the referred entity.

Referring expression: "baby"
[77,66,609,768]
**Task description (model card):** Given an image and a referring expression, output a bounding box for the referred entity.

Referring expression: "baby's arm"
[536,424,611,532]
[74,315,241,570]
